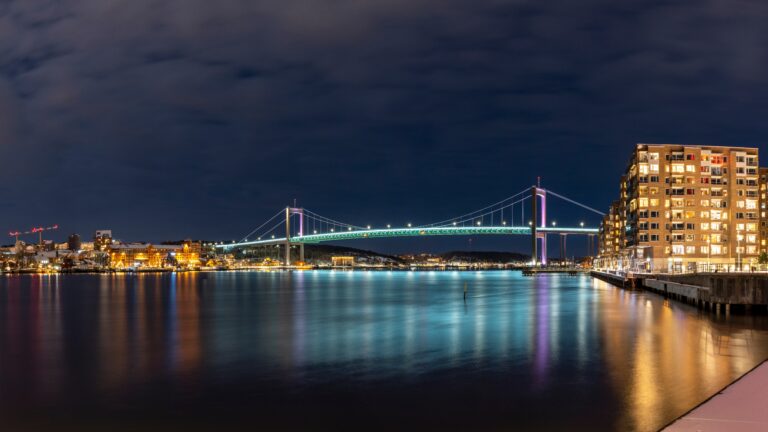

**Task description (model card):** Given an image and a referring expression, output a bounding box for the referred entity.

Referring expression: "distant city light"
[452,221,457,226]
[387,224,391,228]
[367,225,371,229]
[348,227,352,231]
[552,221,557,226]
[580,221,584,227]
[476,221,481,226]
[313,230,317,234]
[407,223,412,227]
[502,221,507,225]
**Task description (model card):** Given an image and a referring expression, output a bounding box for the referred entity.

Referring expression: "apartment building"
[598,144,761,272]
[760,167,768,254]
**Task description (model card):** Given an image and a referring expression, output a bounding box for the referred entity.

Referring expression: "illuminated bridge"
[216,186,604,265]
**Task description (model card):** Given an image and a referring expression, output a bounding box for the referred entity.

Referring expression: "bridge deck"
[216,226,597,249]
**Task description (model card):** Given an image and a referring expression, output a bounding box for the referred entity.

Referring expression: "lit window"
[711,245,722,254]
[686,165,696,172]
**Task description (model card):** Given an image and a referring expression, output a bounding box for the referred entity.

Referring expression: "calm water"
[1,271,768,431]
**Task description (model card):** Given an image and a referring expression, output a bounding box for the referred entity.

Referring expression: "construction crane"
[9,225,59,245]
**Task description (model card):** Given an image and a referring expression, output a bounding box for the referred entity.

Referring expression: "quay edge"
[590,270,768,313]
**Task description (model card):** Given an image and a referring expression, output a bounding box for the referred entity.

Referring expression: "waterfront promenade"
[664,360,768,431]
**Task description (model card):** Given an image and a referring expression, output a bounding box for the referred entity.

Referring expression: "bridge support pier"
[300,243,305,263]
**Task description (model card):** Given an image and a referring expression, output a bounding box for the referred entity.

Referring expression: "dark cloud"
[1,0,767,252]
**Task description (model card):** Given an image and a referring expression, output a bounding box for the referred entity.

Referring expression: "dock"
[521,267,586,276]
[590,270,768,313]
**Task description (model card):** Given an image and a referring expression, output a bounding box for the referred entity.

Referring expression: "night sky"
[2,1,768,254]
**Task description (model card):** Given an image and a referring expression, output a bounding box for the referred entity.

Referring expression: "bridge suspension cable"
[546,190,606,216]
[420,188,530,227]
[434,195,532,227]
[239,209,285,242]
[303,209,366,231]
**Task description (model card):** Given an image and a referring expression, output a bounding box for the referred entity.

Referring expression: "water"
[1,271,767,431]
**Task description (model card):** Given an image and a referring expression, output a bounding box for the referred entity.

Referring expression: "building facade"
[598,144,761,272]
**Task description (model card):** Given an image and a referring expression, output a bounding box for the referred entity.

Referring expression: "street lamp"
[407,223,412,227]
[552,221,557,227]
[580,221,584,227]
[387,224,391,228]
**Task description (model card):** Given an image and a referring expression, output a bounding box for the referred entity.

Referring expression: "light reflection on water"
[1,271,767,431]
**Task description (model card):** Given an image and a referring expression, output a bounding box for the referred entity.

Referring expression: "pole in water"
[464,282,467,301]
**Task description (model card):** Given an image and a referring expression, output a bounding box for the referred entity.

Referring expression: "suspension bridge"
[215,186,604,265]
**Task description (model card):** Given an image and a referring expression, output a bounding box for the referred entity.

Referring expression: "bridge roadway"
[215,226,598,249]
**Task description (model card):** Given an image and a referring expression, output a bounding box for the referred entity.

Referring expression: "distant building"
[68,233,82,251]
[108,241,201,269]
[94,230,112,251]
[331,256,355,267]
[109,243,179,269]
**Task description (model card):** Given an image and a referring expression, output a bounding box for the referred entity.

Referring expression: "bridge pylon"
[284,206,305,266]
[530,186,547,265]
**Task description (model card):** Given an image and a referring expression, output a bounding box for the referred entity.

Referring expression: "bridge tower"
[530,186,547,265]
[284,206,305,266]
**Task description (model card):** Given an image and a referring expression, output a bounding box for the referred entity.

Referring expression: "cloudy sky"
[2,0,768,252]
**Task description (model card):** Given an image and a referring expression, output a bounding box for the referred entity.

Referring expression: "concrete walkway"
[664,360,768,431]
